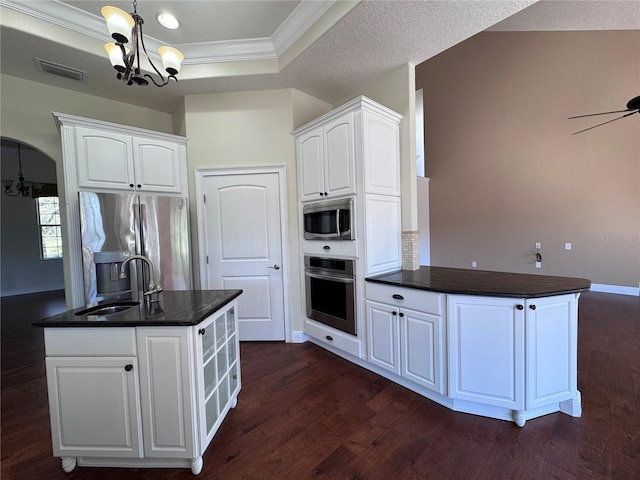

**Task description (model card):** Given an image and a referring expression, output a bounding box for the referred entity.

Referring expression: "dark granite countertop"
[366,266,590,298]
[32,290,243,328]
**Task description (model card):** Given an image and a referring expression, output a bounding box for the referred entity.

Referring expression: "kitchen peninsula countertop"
[33,290,243,328]
[366,266,590,298]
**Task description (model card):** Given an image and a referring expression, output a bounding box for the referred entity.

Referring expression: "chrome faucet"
[119,255,163,309]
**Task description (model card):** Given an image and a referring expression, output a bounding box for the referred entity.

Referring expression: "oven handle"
[305,269,354,284]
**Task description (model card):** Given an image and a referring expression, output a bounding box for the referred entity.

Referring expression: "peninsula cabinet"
[447,293,578,426]
[365,283,445,395]
[42,299,240,475]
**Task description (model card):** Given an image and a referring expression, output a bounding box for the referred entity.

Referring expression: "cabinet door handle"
[198,328,206,335]
[129,183,134,188]
[529,304,537,310]
[325,335,333,341]
[392,294,404,300]
[399,312,404,317]
[137,184,142,189]
[392,311,397,316]
[516,304,524,310]
[323,245,331,250]
[319,192,324,197]
[124,364,133,372]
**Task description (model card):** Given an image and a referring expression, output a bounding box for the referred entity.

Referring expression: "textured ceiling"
[1,0,637,113]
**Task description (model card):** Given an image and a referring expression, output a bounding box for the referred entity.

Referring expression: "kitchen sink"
[74,301,140,316]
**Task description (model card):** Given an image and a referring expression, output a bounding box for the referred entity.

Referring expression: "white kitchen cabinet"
[42,301,240,475]
[45,356,143,464]
[364,194,402,275]
[365,283,445,394]
[447,296,525,412]
[136,327,196,459]
[75,125,185,194]
[447,294,578,426]
[525,294,577,410]
[297,112,356,202]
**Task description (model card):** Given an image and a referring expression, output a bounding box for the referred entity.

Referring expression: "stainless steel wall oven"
[304,256,356,335]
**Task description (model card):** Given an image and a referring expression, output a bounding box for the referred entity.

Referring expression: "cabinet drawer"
[305,320,362,358]
[44,328,137,356]
[302,240,359,258]
[366,282,443,316]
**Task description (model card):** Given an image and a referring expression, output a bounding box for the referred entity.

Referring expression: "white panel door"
[366,301,400,375]
[448,295,524,410]
[401,308,445,394]
[45,356,143,458]
[525,294,577,410]
[203,172,285,341]
[136,328,196,458]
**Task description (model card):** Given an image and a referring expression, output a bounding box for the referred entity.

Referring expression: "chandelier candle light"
[102,0,183,87]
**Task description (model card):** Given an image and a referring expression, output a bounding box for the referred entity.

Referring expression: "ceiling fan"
[568,95,640,135]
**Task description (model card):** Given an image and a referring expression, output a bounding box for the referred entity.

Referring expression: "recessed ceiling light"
[157,12,179,29]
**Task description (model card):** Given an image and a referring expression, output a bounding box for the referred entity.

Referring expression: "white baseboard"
[590,283,639,296]
[290,330,309,343]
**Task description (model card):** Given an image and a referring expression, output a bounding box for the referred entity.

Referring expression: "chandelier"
[4,143,32,198]
[101,0,184,87]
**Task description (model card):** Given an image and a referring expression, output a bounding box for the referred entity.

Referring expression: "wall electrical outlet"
[565,243,572,250]
[472,261,477,268]
[536,261,541,269]
[535,242,541,249]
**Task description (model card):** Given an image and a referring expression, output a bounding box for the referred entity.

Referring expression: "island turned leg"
[60,456,77,473]
[191,456,203,475]
[513,410,526,427]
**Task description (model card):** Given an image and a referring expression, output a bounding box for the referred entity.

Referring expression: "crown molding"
[0,0,337,65]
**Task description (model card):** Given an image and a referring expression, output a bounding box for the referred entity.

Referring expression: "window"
[36,197,63,259]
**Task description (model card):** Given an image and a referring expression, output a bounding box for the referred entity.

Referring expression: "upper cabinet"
[293,97,401,203]
[75,126,185,194]
[296,112,356,202]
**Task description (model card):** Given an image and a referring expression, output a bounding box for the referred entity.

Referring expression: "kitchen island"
[363,267,590,426]
[33,290,242,475]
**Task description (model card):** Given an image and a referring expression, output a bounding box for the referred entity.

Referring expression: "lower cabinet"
[447,294,578,425]
[43,301,240,475]
[365,283,445,395]
[363,284,580,426]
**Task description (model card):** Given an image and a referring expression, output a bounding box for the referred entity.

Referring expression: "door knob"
[268,264,281,270]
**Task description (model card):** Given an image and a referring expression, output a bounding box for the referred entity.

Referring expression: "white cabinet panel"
[324,114,355,198]
[366,301,400,374]
[45,356,143,458]
[76,126,134,190]
[133,138,183,194]
[137,328,195,458]
[448,296,524,410]
[365,195,402,275]
[362,111,401,196]
[401,308,445,394]
[525,295,577,410]
[298,131,324,201]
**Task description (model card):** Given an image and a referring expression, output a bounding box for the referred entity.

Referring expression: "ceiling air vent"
[35,58,86,82]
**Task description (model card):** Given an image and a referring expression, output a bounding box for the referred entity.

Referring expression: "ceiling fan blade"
[571,110,638,135]
[568,109,633,119]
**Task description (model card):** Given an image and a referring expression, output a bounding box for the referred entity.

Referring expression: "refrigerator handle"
[139,203,147,257]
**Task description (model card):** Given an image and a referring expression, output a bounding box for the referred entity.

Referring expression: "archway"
[1,138,65,298]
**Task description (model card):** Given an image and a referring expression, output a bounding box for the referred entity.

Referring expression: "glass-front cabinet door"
[195,302,241,451]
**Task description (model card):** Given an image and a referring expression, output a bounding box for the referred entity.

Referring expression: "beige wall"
[416,31,640,288]
[183,88,330,332]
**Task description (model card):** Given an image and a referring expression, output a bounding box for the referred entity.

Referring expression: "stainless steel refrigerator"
[78,191,192,304]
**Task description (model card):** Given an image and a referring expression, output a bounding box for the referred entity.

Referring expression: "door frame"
[195,165,292,342]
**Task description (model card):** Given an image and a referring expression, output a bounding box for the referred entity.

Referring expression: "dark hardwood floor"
[1,290,638,479]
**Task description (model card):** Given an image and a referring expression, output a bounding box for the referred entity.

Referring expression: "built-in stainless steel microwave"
[303,197,354,240]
